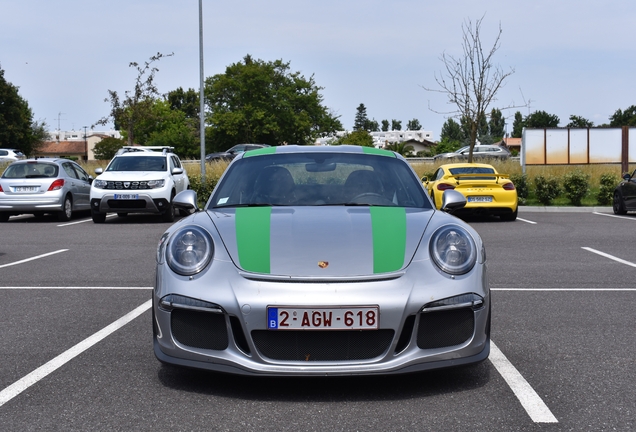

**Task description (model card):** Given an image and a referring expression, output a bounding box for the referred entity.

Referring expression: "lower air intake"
[251,330,394,361]
[417,308,474,349]
[171,309,228,350]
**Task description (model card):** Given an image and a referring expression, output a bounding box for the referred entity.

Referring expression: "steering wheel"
[349,192,395,205]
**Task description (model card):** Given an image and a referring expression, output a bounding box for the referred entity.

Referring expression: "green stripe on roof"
[235,207,271,273]
[370,207,406,273]
[362,147,396,157]
[243,147,277,157]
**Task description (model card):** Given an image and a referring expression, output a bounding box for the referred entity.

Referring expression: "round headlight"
[166,226,214,276]
[429,225,477,275]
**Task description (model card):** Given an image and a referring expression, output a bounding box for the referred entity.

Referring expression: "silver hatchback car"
[0,158,92,222]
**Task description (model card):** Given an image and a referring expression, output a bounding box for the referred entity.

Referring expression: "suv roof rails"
[116,146,175,155]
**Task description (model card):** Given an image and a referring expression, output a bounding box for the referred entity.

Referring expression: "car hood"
[208,206,433,278]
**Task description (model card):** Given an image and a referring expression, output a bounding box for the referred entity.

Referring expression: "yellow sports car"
[422,163,518,221]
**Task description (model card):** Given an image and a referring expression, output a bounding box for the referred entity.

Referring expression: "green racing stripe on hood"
[370,207,406,273]
[235,207,271,273]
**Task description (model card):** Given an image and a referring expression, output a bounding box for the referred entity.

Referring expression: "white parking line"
[0,249,69,269]
[490,341,558,423]
[582,247,636,268]
[0,299,151,408]
[593,212,635,221]
[0,286,152,290]
[57,214,116,227]
[516,217,537,225]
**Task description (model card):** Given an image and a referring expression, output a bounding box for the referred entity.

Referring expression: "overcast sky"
[2,0,635,140]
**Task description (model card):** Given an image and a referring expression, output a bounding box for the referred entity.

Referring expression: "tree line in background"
[5,51,636,160]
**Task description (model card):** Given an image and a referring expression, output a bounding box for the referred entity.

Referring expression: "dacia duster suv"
[90,146,190,223]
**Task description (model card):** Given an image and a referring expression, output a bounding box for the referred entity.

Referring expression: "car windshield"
[106,156,167,172]
[210,152,430,208]
[449,167,496,180]
[2,162,59,178]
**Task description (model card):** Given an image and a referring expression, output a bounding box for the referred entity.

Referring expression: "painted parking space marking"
[516,217,537,225]
[0,299,151,408]
[57,214,116,227]
[593,212,636,221]
[582,247,636,268]
[0,286,152,290]
[0,249,69,269]
[490,341,558,423]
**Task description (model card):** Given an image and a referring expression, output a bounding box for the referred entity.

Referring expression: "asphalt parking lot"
[0,209,635,431]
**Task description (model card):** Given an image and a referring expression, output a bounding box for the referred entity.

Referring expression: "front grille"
[106,199,146,209]
[417,308,474,349]
[171,309,229,350]
[104,181,153,190]
[251,329,394,361]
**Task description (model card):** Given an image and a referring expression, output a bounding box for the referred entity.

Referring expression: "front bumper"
[90,194,170,215]
[153,257,490,376]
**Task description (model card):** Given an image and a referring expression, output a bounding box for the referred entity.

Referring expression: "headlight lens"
[166,226,214,275]
[430,225,477,275]
[93,179,107,189]
[147,179,165,188]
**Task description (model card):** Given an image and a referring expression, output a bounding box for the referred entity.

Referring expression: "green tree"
[0,65,48,156]
[93,136,125,160]
[330,130,374,147]
[609,105,636,126]
[205,55,342,151]
[381,119,390,132]
[366,118,380,132]
[391,119,402,131]
[566,115,593,128]
[525,110,560,128]
[406,118,422,130]
[354,103,369,131]
[425,17,514,162]
[489,108,505,139]
[95,52,173,145]
[440,118,464,143]
[511,111,524,138]
[385,141,414,156]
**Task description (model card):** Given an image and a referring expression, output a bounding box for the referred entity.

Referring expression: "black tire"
[500,207,518,222]
[162,192,176,222]
[91,209,106,224]
[57,195,73,222]
[613,192,627,215]
[0,213,9,222]
[117,212,128,218]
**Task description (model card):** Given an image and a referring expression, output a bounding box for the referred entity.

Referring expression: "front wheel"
[162,192,176,222]
[91,209,106,223]
[613,192,627,215]
[57,196,73,221]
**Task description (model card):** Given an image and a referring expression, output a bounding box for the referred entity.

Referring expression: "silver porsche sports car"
[153,145,490,376]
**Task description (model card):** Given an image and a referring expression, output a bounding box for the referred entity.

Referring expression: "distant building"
[39,129,122,160]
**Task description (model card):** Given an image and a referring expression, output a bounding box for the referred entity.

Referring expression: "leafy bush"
[562,169,590,206]
[509,173,529,205]
[533,175,562,205]
[188,174,218,207]
[597,173,620,205]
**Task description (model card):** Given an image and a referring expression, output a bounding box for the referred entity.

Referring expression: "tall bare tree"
[94,52,173,145]
[425,17,514,162]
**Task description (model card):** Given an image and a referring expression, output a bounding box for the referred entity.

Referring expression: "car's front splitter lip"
[153,337,490,376]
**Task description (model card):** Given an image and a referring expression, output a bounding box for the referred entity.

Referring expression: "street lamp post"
[83,126,88,161]
[199,0,206,177]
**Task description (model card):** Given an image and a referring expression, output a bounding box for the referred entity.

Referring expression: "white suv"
[90,146,190,223]
[0,149,26,163]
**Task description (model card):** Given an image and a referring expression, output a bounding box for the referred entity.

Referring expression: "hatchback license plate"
[267,306,379,330]
[14,186,38,193]
[114,194,138,200]
[468,196,492,202]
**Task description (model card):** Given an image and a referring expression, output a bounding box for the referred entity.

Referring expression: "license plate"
[267,306,379,330]
[468,196,492,202]
[114,194,138,200]
[14,186,39,193]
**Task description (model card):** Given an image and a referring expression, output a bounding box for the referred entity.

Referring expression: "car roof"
[438,162,498,170]
[235,144,399,158]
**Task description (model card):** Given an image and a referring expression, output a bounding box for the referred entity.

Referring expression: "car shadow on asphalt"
[155,361,491,402]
